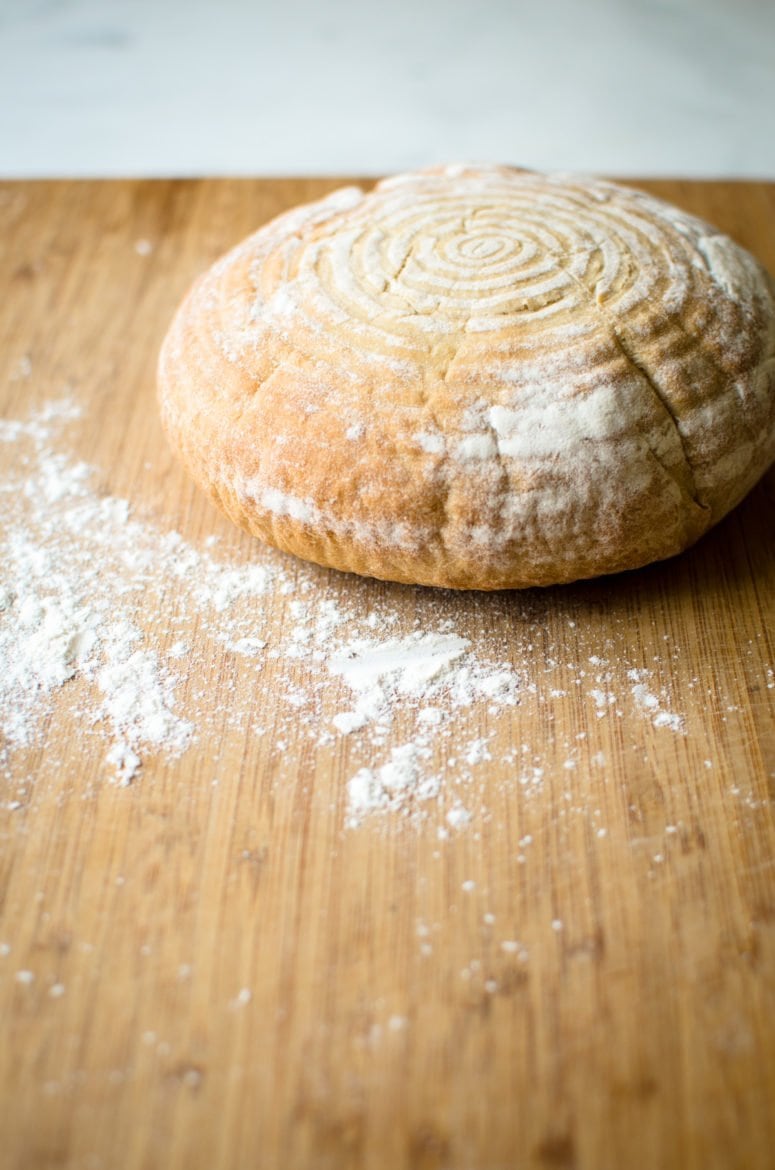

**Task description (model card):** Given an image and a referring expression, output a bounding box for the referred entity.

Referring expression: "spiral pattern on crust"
[249,167,726,361]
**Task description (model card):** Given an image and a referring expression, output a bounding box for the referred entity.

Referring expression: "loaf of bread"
[158,165,775,589]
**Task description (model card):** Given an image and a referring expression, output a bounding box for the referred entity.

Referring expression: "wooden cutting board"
[1,178,773,1170]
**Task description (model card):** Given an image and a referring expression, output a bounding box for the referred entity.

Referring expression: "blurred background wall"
[1,0,773,177]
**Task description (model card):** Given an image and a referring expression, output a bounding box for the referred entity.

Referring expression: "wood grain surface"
[0,177,774,1170]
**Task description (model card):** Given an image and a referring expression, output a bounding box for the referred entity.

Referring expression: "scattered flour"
[328,633,519,740]
[347,742,438,827]
[627,668,686,733]
[0,399,522,801]
[0,395,755,829]
[0,405,195,780]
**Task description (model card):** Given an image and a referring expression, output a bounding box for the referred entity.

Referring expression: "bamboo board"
[0,177,774,1170]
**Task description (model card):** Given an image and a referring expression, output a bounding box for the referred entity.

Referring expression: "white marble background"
[1,0,773,178]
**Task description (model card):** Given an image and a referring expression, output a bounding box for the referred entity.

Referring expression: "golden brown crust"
[158,165,775,589]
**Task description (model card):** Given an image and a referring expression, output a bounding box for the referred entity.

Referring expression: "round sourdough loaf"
[158,165,775,590]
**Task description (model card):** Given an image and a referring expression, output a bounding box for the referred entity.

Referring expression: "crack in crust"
[610,325,708,511]
[555,246,713,513]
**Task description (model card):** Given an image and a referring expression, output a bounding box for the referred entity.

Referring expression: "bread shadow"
[529,467,775,620]
[294,469,774,636]
[384,468,775,627]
